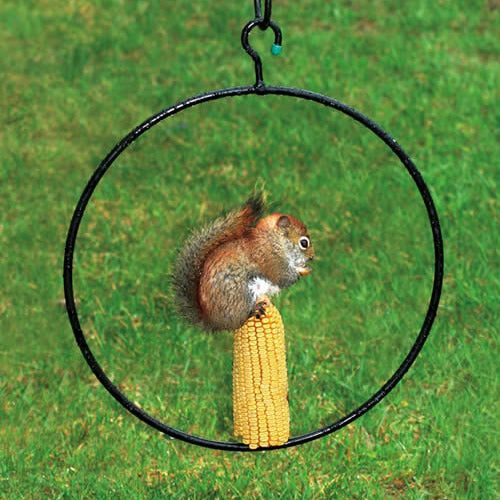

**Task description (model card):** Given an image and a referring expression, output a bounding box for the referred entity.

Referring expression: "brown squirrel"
[172,194,314,332]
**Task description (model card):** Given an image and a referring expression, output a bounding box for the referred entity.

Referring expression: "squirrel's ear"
[277,215,291,233]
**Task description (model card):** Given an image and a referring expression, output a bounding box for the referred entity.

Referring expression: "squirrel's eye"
[299,236,310,250]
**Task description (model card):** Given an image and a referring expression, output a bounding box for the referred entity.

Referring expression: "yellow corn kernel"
[233,301,289,448]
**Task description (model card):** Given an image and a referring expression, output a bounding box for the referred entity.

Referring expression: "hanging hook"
[241,0,282,89]
[254,0,272,30]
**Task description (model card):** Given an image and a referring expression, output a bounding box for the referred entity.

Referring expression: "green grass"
[1,0,498,497]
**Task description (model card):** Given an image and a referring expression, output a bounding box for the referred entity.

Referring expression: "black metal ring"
[64,84,444,452]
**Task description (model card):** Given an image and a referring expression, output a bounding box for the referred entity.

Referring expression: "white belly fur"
[248,277,281,303]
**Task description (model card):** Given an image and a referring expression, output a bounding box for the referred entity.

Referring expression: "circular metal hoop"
[64,85,444,451]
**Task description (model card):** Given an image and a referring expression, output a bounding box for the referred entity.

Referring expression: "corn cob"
[233,301,289,448]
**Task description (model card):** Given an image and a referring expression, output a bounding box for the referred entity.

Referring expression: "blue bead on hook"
[271,43,282,55]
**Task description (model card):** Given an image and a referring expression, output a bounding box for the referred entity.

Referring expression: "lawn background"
[1,0,498,498]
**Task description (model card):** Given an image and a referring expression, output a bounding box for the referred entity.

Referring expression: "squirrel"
[171,194,314,332]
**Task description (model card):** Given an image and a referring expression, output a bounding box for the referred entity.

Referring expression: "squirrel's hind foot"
[253,295,271,320]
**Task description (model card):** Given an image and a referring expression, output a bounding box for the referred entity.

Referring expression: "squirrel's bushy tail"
[172,194,264,329]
